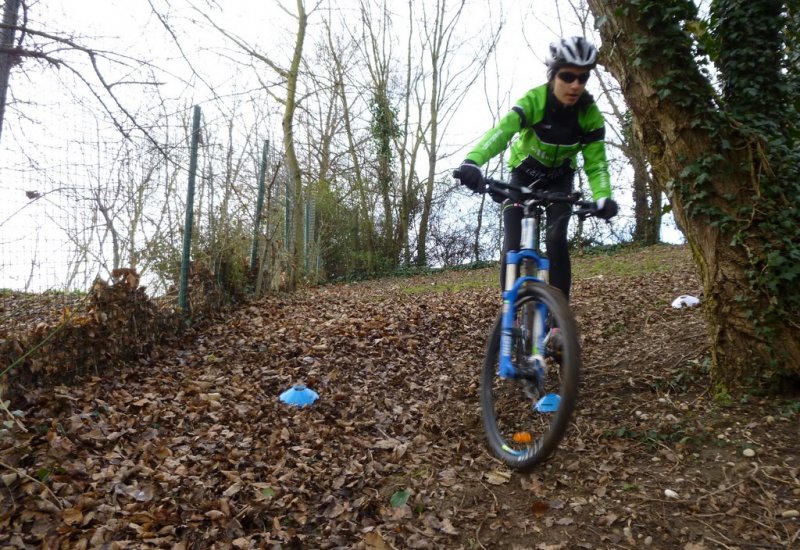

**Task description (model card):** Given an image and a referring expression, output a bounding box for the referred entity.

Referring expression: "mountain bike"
[455,172,599,470]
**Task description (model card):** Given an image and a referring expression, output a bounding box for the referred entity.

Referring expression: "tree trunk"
[396,0,419,267]
[375,91,396,265]
[359,1,399,267]
[473,193,485,262]
[587,0,800,391]
[630,148,661,245]
[0,0,21,143]
[416,158,435,266]
[283,0,308,290]
[416,0,446,267]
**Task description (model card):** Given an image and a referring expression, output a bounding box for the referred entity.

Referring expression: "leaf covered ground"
[1,244,798,549]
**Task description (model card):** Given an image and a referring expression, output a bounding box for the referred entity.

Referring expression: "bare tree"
[356,0,401,266]
[0,1,168,149]
[415,0,500,265]
[324,17,377,273]
[562,0,664,245]
[200,0,320,290]
[394,0,426,266]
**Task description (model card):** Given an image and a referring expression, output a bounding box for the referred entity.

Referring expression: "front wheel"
[480,283,581,470]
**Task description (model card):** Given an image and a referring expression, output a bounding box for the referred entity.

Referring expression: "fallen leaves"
[484,469,512,485]
[1,246,798,548]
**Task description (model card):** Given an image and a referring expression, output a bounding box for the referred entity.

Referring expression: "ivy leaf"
[390,489,410,508]
[35,467,51,481]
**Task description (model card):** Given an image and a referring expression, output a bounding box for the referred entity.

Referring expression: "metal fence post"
[304,195,315,274]
[178,105,201,314]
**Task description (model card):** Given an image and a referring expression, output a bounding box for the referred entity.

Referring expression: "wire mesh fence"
[0,97,299,300]
[1,102,118,293]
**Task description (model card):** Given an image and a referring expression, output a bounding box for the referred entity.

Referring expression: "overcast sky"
[20,0,567,135]
[0,1,682,291]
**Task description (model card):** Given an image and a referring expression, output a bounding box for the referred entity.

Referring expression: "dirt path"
[1,245,798,549]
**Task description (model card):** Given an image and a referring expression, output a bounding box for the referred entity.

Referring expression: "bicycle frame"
[450,169,595,383]
[454,169,603,468]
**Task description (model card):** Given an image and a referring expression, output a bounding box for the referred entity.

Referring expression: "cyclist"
[456,36,618,300]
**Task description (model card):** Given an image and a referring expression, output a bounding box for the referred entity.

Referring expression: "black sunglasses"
[556,71,591,84]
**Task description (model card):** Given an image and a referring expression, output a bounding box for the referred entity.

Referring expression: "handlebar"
[453,169,599,219]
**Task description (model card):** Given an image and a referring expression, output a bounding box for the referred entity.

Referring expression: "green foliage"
[193,217,252,305]
[370,84,400,161]
[315,173,403,281]
[712,0,790,125]
[777,399,800,418]
[369,81,403,269]
[708,0,800,341]
[713,385,734,406]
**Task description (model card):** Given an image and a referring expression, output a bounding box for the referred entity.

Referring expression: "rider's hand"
[457,160,485,193]
[595,197,618,220]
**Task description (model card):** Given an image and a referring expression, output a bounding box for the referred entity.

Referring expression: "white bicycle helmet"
[545,36,598,80]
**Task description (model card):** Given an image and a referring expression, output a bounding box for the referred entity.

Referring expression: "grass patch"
[603,423,694,449]
[0,288,87,297]
[401,279,492,295]
[397,244,692,294]
[572,244,689,280]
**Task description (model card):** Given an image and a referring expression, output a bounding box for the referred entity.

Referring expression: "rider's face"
[551,67,590,106]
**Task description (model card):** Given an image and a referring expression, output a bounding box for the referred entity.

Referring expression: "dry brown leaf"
[363,531,391,550]
[531,500,549,517]
[62,507,83,526]
[484,470,512,485]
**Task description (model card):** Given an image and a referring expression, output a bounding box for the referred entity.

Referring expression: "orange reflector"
[512,432,532,443]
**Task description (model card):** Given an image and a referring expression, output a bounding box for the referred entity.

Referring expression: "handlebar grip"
[574,203,598,220]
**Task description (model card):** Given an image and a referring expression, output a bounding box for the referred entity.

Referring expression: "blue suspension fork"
[499,249,550,379]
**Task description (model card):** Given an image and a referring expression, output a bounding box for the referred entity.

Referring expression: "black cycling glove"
[457,160,485,193]
[596,198,619,220]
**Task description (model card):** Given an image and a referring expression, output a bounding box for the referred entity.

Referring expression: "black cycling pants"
[500,169,573,299]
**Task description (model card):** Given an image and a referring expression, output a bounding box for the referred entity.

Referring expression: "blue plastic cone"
[279,384,319,407]
[534,393,560,413]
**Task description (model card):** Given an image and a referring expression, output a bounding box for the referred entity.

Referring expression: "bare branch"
[0,46,61,65]
[145,0,219,98]
[192,9,289,79]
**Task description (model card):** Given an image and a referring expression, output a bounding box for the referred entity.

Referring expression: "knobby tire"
[480,282,580,470]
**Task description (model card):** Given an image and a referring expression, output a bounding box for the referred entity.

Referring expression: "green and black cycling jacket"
[465,83,612,201]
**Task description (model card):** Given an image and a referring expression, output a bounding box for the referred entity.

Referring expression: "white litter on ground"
[671,295,700,308]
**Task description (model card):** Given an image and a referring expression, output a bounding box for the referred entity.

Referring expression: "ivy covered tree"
[586,0,799,393]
